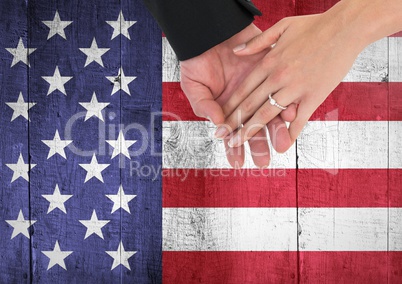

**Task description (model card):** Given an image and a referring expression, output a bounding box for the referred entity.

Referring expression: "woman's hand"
[215,6,368,151]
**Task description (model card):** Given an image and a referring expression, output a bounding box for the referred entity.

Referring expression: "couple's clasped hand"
[180,5,379,168]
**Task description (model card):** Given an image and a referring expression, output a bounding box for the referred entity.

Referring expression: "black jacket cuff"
[143,0,262,61]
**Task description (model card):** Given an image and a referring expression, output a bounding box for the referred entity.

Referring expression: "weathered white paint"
[163,121,401,169]
[162,37,180,82]
[389,37,402,82]
[162,38,390,83]
[298,208,388,251]
[298,121,392,169]
[390,208,402,251]
[162,121,296,169]
[163,208,402,251]
[343,38,389,82]
[163,208,297,251]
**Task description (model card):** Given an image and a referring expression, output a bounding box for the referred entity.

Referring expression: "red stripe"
[162,169,296,208]
[390,169,402,207]
[300,252,402,283]
[253,0,296,31]
[297,169,392,207]
[163,169,402,207]
[296,0,341,15]
[163,252,402,283]
[391,31,402,37]
[162,82,391,121]
[163,251,298,284]
[390,83,402,121]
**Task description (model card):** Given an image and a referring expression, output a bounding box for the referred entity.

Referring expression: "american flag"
[1,0,401,283]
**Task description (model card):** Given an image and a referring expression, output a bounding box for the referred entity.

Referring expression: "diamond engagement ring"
[268,94,287,110]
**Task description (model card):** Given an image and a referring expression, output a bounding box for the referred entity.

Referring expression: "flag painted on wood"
[0,0,161,283]
[1,0,402,283]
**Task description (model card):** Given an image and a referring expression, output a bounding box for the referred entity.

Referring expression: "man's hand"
[180,24,296,168]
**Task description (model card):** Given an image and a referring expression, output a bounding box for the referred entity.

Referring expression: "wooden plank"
[163,208,298,251]
[0,0,32,282]
[163,207,402,251]
[27,0,122,282]
[120,0,162,282]
[389,35,402,283]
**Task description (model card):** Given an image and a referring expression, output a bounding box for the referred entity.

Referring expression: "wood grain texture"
[162,121,296,169]
[163,208,297,251]
[389,37,402,82]
[27,1,123,282]
[163,121,398,169]
[163,208,402,251]
[162,38,390,83]
[0,1,32,282]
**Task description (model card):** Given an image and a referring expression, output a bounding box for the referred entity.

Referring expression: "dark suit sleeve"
[143,0,262,61]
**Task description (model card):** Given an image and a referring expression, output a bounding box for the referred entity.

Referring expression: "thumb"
[181,81,225,125]
[233,18,289,55]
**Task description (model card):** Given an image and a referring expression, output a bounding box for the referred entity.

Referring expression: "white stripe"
[163,121,402,169]
[343,38,389,82]
[162,38,392,83]
[389,37,402,82]
[163,208,297,251]
[163,208,402,251]
[298,120,391,169]
[162,121,296,169]
[162,37,180,82]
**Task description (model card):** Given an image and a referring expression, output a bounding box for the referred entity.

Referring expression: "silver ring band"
[268,94,287,110]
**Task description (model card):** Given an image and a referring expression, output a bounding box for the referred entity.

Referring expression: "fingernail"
[214,126,228,138]
[233,43,246,53]
[228,134,240,148]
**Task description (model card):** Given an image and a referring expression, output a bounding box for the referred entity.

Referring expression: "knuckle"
[241,99,255,114]
[191,106,202,118]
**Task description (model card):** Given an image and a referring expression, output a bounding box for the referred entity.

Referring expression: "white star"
[79,92,110,121]
[41,130,73,159]
[79,210,110,240]
[106,185,136,214]
[5,210,36,239]
[6,153,36,183]
[106,241,136,270]
[42,66,72,96]
[106,130,137,159]
[42,11,72,40]
[42,184,73,214]
[106,68,136,96]
[106,11,136,40]
[79,153,110,183]
[79,38,110,67]
[42,240,73,270]
[5,38,36,67]
[6,92,36,121]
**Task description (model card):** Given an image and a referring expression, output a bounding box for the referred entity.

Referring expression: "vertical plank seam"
[27,1,34,282]
[119,1,123,282]
[294,2,301,283]
[387,36,390,284]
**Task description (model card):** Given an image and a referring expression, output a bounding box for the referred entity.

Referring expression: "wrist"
[329,0,402,48]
